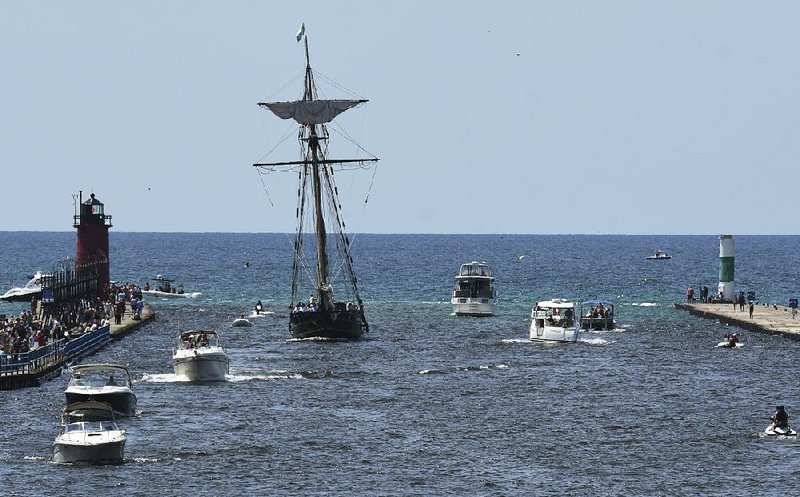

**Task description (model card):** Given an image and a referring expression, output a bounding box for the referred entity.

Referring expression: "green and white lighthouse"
[718,234,734,300]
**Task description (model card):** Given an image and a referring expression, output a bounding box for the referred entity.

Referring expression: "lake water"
[1,233,799,496]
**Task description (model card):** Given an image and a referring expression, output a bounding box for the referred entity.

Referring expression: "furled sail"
[259,99,367,125]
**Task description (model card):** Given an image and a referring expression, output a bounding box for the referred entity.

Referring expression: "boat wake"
[227,372,305,382]
[500,338,530,344]
[631,302,659,307]
[249,311,275,318]
[138,373,195,383]
[418,364,509,375]
[579,337,613,346]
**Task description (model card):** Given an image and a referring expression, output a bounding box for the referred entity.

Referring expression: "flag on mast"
[296,22,305,42]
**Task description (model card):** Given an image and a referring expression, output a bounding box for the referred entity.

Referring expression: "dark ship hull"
[290,308,366,340]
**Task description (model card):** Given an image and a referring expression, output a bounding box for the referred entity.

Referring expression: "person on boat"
[771,405,789,429]
[563,307,574,327]
[107,374,118,386]
[143,282,150,291]
[255,300,263,315]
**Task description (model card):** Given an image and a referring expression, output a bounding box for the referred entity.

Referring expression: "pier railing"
[0,324,110,376]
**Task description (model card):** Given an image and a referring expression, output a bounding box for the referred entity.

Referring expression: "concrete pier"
[111,301,155,339]
[675,302,800,339]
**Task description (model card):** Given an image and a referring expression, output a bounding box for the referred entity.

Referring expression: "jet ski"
[716,334,742,348]
[765,424,797,436]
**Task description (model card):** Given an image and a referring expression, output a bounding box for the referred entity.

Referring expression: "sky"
[1,1,798,234]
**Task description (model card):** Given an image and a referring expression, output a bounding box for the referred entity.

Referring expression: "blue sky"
[1,1,797,234]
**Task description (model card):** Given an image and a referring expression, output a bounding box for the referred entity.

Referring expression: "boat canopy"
[583,299,614,307]
[535,299,575,309]
[259,99,367,125]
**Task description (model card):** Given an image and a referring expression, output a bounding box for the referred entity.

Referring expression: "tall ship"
[254,33,376,340]
[451,261,497,316]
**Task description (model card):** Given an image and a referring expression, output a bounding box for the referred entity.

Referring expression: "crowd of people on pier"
[0,282,143,358]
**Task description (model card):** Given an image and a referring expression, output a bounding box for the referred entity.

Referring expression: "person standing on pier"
[749,301,754,319]
[687,286,694,303]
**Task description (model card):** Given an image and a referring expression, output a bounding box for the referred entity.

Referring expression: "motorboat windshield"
[177,330,221,350]
[68,365,132,389]
[62,421,120,433]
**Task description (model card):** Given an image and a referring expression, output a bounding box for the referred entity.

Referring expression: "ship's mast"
[303,37,330,302]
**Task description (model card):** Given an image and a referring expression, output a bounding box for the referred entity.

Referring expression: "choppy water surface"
[1,234,799,496]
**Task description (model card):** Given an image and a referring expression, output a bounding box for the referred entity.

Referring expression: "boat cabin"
[453,262,495,300]
[531,299,577,328]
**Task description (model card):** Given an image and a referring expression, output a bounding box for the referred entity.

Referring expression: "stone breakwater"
[674,302,800,339]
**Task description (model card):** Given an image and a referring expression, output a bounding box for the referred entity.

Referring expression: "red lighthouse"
[74,192,113,296]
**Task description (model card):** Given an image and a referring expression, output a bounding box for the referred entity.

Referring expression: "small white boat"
[64,364,137,417]
[142,275,201,298]
[231,317,253,327]
[0,271,46,302]
[646,250,671,260]
[530,299,580,342]
[451,261,497,316]
[173,330,229,382]
[765,425,797,436]
[53,402,126,465]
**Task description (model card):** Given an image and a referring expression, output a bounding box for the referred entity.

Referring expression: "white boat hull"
[142,290,202,299]
[53,435,126,464]
[231,318,253,327]
[451,298,496,316]
[529,322,579,342]
[173,350,229,382]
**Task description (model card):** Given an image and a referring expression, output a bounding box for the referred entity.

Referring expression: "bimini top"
[583,299,615,307]
[70,364,131,375]
[457,262,493,278]
[535,299,575,309]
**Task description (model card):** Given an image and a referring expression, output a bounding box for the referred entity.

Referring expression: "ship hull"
[290,309,365,340]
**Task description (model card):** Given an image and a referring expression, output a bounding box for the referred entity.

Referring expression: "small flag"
[296,22,305,43]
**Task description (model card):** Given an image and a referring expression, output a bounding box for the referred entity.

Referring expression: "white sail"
[260,99,366,125]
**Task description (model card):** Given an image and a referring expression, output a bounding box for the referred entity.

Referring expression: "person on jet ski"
[771,405,789,429]
[729,333,739,344]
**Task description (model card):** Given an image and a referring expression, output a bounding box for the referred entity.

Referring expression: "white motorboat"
[451,261,497,316]
[0,271,46,302]
[231,317,253,327]
[765,425,797,436]
[64,364,137,417]
[142,275,201,298]
[53,402,126,465]
[646,250,671,260]
[530,299,580,342]
[173,330,229,382]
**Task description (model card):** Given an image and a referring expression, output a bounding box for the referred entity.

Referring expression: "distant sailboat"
[254,33,376,340]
